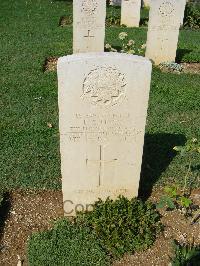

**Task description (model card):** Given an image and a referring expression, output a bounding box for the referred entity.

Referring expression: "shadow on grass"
[139,18,148,27]
[0,192,11,244]
[139,133,186,200]
[107,4,121,9]
[176,48,193,63]
[191,165,200,172]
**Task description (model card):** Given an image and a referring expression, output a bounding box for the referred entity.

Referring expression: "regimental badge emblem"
[82,66,127,107]
[81,0,98,16]
[159,1,175,17]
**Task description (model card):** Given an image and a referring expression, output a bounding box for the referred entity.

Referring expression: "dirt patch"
[59,16,72,27]
[181,63,200,74]
[43,57,58,72]
[0,189,199,266]
[44,59,200,75]
[159,63,200,74]
[0,190,63,266]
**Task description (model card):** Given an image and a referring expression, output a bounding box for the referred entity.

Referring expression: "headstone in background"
[145,0,186,65]
[121,0,142,27]
[110,0,122,6]
[142,0,151,8]
[73,0,106,53]
[180,0,186,26]
[58,53,152,216]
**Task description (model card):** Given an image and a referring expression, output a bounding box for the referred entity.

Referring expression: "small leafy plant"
[157,138,200,217]
[171,240,200,266]
[173,138,200,157]
[105,32,146,55]
[173,138,200,191]
[157,185,193,215]
[77,196,162,258]
[106,15,120,27]
[28,197,162,264]
[184,2,200,29]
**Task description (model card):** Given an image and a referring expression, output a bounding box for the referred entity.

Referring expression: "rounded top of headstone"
[58,52,152,67]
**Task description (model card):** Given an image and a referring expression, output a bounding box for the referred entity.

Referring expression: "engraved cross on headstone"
[84,30,95,38]
[86,145,117,186]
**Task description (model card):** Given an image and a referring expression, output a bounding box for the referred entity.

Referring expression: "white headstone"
[121,0,142,27]
[145,0,186,65]
[73,0,106,53]
[180,0,186,26]
[58,53,152,216]
[143,0,151,7]
[110,0,122,6]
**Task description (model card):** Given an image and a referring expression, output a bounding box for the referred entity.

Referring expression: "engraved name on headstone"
[73,0,106,53]
[58,53,152,216]
[121,0,142,27]
[145,0,186,64]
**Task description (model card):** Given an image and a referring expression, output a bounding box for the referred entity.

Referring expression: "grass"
[0,0,200,192]
[28,218,110,266]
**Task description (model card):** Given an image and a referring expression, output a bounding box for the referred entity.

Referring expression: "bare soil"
[0,189,199,266]
[0,190,63,266]
[160,63,200,74]
[181,63,200,74]
[43,57,58,72]
[59,16,72,27]
[45,59,200,75]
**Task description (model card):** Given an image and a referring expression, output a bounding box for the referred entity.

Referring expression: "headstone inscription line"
[121,0,142,27]
[145,0,186,65]
[57,53,152,216]
[73,0,106,53]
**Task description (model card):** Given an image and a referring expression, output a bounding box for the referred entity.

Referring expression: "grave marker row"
[58,0,186,216]
[73,0,186,65]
